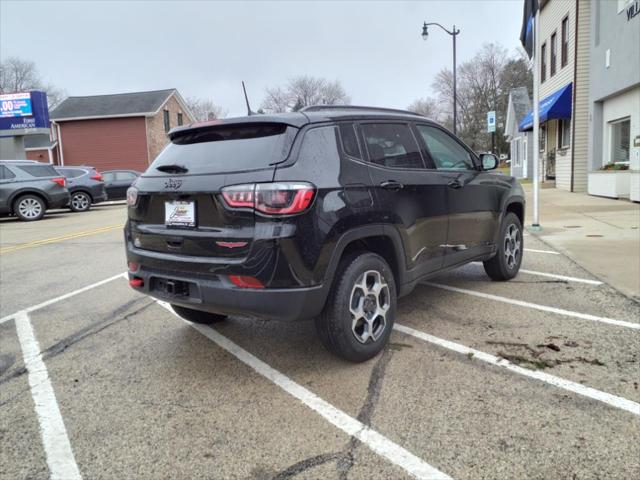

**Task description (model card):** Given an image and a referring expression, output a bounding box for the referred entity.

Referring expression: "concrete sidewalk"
[522,184,640,301]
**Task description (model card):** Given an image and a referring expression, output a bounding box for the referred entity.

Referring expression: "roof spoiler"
[167,115,308,141]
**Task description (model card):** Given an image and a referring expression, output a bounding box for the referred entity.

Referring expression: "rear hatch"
[128,122,299,259]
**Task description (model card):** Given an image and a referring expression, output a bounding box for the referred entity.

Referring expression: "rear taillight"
[126,187,138,206]
[51,177,65,187]
[91,173,103,181]
[221,182,316,216]
[221,185,255,208]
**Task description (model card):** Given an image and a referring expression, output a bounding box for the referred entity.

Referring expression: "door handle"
[447,179,463,189]
[380,180,404,191]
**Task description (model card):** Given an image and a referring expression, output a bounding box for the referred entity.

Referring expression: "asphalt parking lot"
[1,204,639,480]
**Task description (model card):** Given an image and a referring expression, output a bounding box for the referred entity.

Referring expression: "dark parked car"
[55,166,108,212]
[102,170,141,200]
[0,160,70,221]
[125,106,524,362]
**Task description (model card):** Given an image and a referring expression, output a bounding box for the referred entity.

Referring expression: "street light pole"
[422,22,460,135]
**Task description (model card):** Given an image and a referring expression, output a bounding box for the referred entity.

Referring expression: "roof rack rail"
[300,105,422,116]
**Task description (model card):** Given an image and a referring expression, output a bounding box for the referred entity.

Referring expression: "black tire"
[70,191,92,212]
[315,252,397,362]
[171,305,227,324]
[483,212,523,281]
[13,194,46,221]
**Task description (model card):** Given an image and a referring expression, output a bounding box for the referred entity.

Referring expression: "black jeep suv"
[125,106,524,362]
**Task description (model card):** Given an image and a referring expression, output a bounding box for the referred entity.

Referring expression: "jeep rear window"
[17,165,59,177]
[151,123,295,174]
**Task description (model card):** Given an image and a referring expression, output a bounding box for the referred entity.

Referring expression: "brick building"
[24,134,58,164]
[44,89,193,171]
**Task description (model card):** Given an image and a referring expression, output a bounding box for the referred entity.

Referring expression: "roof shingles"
[50,89,176,120]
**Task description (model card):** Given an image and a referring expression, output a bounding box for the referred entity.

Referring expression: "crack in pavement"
[0,298,153,399]
[269,346,395,480]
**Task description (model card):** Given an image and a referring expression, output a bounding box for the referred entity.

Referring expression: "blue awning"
[519,83,572,131]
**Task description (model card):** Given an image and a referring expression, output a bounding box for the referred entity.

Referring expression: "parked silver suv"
[0,160,70,221]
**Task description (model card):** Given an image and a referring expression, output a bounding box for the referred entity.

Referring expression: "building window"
[177,112,183,126]
[540,125,547,152]
[163,110,170,132]
[550,32,557,76]
[541,42,547,83]
[610,118,630,163]
[561,16,569,67]
[557,119,571,149]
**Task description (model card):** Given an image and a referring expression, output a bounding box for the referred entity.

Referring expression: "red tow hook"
[129,277,144,288]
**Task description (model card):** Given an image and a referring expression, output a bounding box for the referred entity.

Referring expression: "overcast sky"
[1,0,524,117]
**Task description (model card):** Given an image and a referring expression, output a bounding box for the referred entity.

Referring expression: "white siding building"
[505,87,534,179]
[525,0,591,191]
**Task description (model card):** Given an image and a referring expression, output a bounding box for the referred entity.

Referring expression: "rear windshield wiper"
[156,164,189,174]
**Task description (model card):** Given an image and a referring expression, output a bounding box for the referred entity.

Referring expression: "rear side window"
[338,124,362,159]
[297,126,340,170]
[17,165,59,177]
[103,172,115,182]
[0,165,16,180]
[116,171,137,180]
[151,123,295,174]
[361,123,424,169]
[57,168,85,178]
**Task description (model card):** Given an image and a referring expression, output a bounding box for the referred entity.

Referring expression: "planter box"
[630,171,640,203]
[588,171,631,199]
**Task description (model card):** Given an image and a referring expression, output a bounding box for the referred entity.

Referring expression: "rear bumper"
[90,185,108,203]
[48,191,70,209]
[127,267,327,322]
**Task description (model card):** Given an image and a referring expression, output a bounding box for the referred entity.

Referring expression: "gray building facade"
[588,0,640,200]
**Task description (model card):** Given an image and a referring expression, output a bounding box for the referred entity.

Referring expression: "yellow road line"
[0,224,124,254]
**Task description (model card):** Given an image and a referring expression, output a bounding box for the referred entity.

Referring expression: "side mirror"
[480,153,499,171]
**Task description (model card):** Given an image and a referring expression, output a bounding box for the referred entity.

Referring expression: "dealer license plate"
[165,200,196,227]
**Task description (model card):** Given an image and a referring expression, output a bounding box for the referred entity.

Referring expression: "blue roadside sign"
[487,111,496,133]
[0,91,50,135]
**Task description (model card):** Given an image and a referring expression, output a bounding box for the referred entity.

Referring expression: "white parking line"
[524,248,560,255]
[14,311,82,480]
[519,268,603,285]
[157,301,451,480]
[423,282,640,330]
[0,272,127,325]
[394,323,640,416]
[470,263,603,285]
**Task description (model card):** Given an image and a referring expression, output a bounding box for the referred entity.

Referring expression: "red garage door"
[58,117,149,172]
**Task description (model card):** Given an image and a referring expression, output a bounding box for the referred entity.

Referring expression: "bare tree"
[185,96,227,122]
[407,97,441,121]
[430,43,532,153]
[0,56,66,108]
[261,75,350,113]
[261,86,291,114]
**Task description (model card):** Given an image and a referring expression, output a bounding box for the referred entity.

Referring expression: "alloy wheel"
[503,223,521,269]
[349,270,390,344]
[18,198,43,219]
[72,193,90,211]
